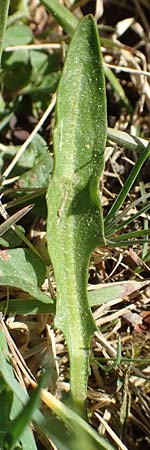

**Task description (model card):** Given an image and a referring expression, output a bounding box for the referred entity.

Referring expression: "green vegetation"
[0,1,149,449]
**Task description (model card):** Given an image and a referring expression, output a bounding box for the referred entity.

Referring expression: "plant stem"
[0,0,10,64]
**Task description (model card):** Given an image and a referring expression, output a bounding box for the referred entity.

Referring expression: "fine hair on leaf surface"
[0,1,149,449]
[46,14,107,417]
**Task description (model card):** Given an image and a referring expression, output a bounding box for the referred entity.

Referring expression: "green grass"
[0,1,149,449]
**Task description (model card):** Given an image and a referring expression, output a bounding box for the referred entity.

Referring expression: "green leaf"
[9,0,29,16]
[0,205,32,238]
[47,15,107,415]
[107,127,148,152]
[105,200,150,236]
[17,133,48,169]
[30,50,60,75]
[39,1,144,118]
[0,330,67,450]
[0,330,114,450]
[0,329,38,450]
[0,280,147,315]
[0,248,52,303]
[2,49,30,90]
[9,134,53,189]
[41,0,78,37]
[1,297,55,315]
[0,227,25,249]
[109,228,150,241]
[3,62,31,91]
[4,376,45,450]
[18,151,53,189]
[29,72,60,95]
[4,23,33,48]
[39,390,116,450]
[0,0,10,63]
[104,65,132,113]
[9,396,37,450]
[105,143,150,227]
[88,280,149,306]
[0,381,13,430]
[2,49,29,69]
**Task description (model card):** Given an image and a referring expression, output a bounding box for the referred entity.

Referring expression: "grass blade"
[107,238,149,247]
[108,229,150,241]
[0,328,38,450]
[4,376,45,450]
[105,143,150,226]
[105,202,150,236]
[0,328,115,450]
[0,0,10,63]
[104,66,132,113]
[0,204,33,237]
[1,279,148,312]
[41,389,116,450]
[88,279,148,306]
[107,127,148,151]
[40,0,78,37]
[140,182,149,259]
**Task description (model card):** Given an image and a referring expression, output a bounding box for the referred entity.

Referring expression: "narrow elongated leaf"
[105,201,150,236]
[5,376,44,450]
[1,280,148,314]
[107,127,148,151]
[1,297,55,315]
[88,280,149,306]
[41,0,78,37]
[104,65,132,113]
[40,0,132,113]
[0,380,13,430]
[0,0,10,63]
[0,330,115,450]
[105,143,150,226]
[108,228,150,241]
[41,389,115,450]
[47,15,107,415]
[10,396,38,450]
[0,329,38,450]
[0,205,33,237]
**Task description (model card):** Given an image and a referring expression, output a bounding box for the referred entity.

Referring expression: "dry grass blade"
[95,413,128,450]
